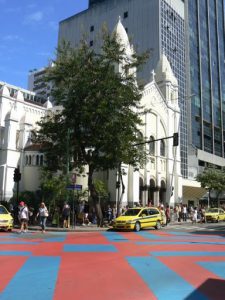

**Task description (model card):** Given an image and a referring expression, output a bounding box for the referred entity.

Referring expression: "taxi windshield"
[123,209,141,216]
[207,208,218,213]
[0,206,8,214]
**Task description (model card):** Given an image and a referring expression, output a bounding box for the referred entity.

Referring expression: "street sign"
[66,184,82,191]
[74,184,82,191]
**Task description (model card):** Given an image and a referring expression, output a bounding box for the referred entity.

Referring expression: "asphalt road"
[1,224,225,300]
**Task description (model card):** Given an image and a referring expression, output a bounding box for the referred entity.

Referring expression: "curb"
[14,225,110,233]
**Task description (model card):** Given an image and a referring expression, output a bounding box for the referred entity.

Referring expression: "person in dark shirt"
[62,203,71,228]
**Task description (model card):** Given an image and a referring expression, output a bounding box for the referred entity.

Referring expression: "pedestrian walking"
[62,203,70,228]
[192,207,198,224]
[18,201,29,233]
[182,204,187,222]
[37,202,48,233]
[107,205,113,223]
[165,205,170,225]
[178,205,182,222]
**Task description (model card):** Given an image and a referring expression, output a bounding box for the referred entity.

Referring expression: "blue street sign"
[66,184,82,191]
[75,184,82,191]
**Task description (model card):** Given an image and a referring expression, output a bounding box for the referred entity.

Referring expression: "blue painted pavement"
[0,256,60,300]
[198,261,225,279]
[127,256,208,300]
[102,231,128,242]
[64,244,118,252]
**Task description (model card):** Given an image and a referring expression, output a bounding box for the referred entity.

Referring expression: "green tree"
[35,30,148,225]
[196,168,225,206]
[39,169,69,210]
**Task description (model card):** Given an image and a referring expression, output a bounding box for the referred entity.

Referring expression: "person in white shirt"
[18,201,29,233]
[182,205,187,222]
[192,207,198,224]
[37,202,48,233]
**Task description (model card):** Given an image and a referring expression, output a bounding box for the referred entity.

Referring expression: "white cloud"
[2,35,23,42]
[37,51,52,57]
[24,11,44,24]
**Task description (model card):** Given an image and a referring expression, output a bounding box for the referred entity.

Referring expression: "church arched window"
[160,140,165,156]
[149,136,155,155]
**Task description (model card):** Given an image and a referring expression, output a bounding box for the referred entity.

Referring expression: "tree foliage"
[35,30,149,222]
[196,168,225,191]
[196,168,225,201]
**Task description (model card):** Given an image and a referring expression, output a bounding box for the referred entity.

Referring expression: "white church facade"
[100,19,182,208]
[0,82,52,201]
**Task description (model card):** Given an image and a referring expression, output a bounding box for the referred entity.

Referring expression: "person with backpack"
[18,201,29,233]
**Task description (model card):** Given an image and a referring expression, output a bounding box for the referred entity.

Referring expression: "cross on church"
[151,69,156,80]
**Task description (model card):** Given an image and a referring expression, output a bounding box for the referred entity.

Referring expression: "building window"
[90,40,93,47]
[40,155,44,166]
[16,130,20,149]
[149,136,155,155]
[124,11,128,19]
[90,25,94,32]
[36,155,39,166]
[160,140,165,156]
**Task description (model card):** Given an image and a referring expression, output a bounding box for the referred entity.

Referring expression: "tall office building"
[58,0,188,177]
[186,0,225,176]
[28,62,54,100]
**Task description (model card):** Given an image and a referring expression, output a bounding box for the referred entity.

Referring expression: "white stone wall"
[0,83,47,201]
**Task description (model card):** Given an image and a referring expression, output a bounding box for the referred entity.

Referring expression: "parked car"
[205,208,225,223]
[0,205,13,231]
[112,207,162,231]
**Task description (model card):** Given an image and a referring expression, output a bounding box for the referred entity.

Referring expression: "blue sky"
[0,0,88,89]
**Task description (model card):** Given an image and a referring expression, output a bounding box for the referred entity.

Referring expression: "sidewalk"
[14,219,192,233]
[14,224,110,233]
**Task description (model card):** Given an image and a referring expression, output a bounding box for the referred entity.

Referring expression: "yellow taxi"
[0,205,13,231]
[205,208,225,223]
[112,207,162,231]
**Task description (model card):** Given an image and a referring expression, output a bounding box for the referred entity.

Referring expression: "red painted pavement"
[54,252,156,300]
[0,256,27,292]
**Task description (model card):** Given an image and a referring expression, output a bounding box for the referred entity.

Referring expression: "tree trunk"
[88,165,104,226]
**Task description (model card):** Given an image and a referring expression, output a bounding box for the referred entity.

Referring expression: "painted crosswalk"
[164,223,225,231]
[1,229,225,300]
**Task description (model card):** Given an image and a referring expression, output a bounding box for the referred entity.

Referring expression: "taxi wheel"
[134,222,141,232]
[155,221,161,230]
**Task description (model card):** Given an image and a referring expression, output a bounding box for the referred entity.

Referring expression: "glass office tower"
[186,0,225,168]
